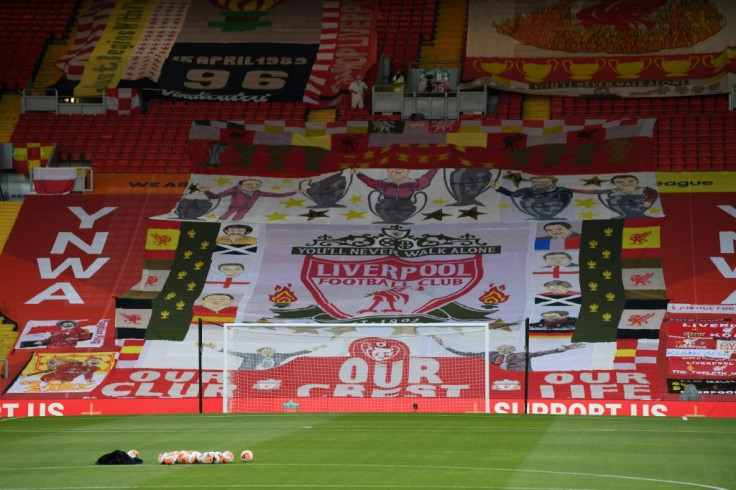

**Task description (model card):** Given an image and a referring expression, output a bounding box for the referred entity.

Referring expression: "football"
[162,453,176,465]
[220,450,234,463]
[127,449,139,459]
[240,449,254,462]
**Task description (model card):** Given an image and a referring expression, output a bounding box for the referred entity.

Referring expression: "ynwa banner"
[7,352,116,394]
[464,0,736,98]
[659,187,736,307]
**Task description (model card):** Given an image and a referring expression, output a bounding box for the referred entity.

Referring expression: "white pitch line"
[0,462,727,490]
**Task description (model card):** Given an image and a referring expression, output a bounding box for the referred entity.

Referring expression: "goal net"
[222,322,492,413]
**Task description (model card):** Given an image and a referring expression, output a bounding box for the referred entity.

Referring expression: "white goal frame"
[222,322,491,414]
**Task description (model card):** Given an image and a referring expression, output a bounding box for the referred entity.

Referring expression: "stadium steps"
[0,94,22,143]
[0,201,22,253]
[418,0,467,67]
[522,95,551,120]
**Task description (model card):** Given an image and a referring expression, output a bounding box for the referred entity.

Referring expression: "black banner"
[159,43,318,102]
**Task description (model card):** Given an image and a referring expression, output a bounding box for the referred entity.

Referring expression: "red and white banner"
[32,167,77,195]
[105,88,141,115]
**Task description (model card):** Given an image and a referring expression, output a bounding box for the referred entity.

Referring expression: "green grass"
[0,413,734,489]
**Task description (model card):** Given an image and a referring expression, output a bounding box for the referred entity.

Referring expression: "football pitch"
[0,413,734,489]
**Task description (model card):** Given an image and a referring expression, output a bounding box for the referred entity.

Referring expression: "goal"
[222,322,492,413]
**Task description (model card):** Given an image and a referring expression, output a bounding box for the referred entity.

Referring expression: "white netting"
[222,323,490,413]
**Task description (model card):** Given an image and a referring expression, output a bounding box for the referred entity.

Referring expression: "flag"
[32,167,77,195]
[613,338,659,370]
[145,221,220,341]
[115,339,146,368]
[106,88,141,115]
[13,143,56,175]
[573,220,626,342]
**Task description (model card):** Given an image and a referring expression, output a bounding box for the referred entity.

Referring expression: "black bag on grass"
[96,449,142,465]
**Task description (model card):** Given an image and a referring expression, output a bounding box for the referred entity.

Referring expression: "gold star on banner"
[270,185,284,191]
[349,194,363,203]
[649,206,662,215]
[577,210,598,220]
[281,197,306,208]
[205,213,219,220]
[214,177,234,186]
[499,202,510,210]
[458,206,486,220]
[575,198,598,209]
[301,209,329,220]
[280,178,294,184]
[392,326,418,335]
[265,211,289,221]
[342,209,366,220]
[423,209,450,221]
[327,326,357,336]
[433,198,447,206]
[488,319,520,332]
[581,176,605,186]
[481,162,496,168]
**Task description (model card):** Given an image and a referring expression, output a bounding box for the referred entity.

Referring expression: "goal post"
[222,322,491,414]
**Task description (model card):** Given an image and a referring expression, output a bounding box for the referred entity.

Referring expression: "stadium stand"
[2,0,736,415]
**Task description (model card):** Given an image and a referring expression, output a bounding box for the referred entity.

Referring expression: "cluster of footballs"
[136,449,254,465]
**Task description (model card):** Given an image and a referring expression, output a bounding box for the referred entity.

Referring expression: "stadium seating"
[0,0,78,91]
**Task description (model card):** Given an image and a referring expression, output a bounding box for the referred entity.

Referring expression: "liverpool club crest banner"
[238,222,530,325]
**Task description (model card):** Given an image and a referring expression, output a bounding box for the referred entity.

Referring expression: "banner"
[32,167,77,195]
[145,221,220,341]
[157,170,664,225]
[105,88,142,114]
[15,319,108,350]
[187,118,657,175]
[0,194,178,328]
[57,0,378,105]
[464,0,736,97]
[13,143,56,175]
[7,352,116,394]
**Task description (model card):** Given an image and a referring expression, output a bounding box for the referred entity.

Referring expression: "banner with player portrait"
[15,319,108,350]
[7,352,116,394]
